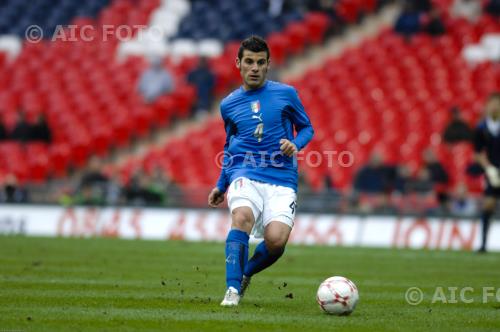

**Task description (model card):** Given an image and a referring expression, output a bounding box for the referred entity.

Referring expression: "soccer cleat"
[220,287,240,306]
[240,275,251,298]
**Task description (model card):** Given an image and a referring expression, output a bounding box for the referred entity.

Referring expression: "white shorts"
[227,177,297,238]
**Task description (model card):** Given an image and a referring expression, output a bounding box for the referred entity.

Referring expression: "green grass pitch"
[1,235,500,331]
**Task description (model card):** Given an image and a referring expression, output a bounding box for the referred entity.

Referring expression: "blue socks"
[244,241,284,277]
[225,229,249,291]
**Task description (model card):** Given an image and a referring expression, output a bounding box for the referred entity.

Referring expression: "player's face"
[236,50,269,90]
[486,98,500,121]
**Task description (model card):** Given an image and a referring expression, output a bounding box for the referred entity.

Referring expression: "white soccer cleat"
[240,275,251,298]
[220,287,240,306]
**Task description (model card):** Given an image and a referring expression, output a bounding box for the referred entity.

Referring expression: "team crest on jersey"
[251,100,260,113]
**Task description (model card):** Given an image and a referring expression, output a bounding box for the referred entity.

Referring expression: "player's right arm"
[208,104,234,207]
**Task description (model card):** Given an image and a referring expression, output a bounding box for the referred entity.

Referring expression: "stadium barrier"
[0,204,498,252]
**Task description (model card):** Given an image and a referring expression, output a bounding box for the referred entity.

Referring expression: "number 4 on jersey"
[253,123,264,142]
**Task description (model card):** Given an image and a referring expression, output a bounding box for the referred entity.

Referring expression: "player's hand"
[280,139,298,157]
[485,166,500,188]
[208,187,225,207]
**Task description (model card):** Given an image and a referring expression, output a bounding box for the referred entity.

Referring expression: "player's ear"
[235,57,241,70]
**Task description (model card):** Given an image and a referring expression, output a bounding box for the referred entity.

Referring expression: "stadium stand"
[1,0,497,213]
[115,0,499,211]
[0,0,334,184]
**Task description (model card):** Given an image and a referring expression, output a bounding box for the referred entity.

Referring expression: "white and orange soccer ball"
[316,276,359,315]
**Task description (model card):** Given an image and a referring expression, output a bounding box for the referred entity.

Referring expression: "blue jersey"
[215,80,314,193]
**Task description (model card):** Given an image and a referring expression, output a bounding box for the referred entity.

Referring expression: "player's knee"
[231,207,254,232]
[265,234,287,255]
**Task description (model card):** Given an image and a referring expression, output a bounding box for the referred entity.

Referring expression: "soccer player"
[207,36,314,306]
[474,92,500,253]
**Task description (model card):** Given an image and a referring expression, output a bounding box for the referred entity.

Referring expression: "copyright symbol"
[214,151,232,169]
[405,287,423,305]
[25,25,43,43]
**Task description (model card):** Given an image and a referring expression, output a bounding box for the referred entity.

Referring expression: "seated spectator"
[443,107,474,144]
[306,0,337,21]
[407,168,434,194]
[449,182,478,217]
[187,57,215,117]
[413,0,432,13]
[393,165,412,194]
[422,149,449,185]
[10,111,31,143]
[0,173,29,203]
[406,168,441,214]
[451,0,482,22]
[394,2,421,39]
[124,170,165,206]
[485,0,500,17]
[424,8,446,37]
[30,113,52,143]
[105,174,124,206]
[137,57,174,103]
[422,148,450,208]
[353,152,392,194]
[0,114,7,141]
[76,157,109,205]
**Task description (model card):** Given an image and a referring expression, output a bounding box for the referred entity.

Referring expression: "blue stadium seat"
[172,0,302,42]
[0,0,110,38]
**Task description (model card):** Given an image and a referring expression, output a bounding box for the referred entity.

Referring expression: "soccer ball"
[316,276,359,315]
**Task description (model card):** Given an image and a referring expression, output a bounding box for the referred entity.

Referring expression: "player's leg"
[478,193,496,253]
[221,207,254,306]
[225,206,253,288]
[222,178,262,306]
[244,220,291,277]
[242,185,296,295]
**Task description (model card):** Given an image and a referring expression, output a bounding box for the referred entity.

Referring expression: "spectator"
[105,174,124,206]
[30,113,52,143]
[353,152,392,194]
[422,148,450,207]
[394,2,421,39]
[306,0,337,19]
[424,8,446,36]
[485,0,500,17]
[0,114,7,140]
[137,57,174,103]
[423,149,449,184]
[322,173,336,193]
[408,168,434,194]
[0,173,29,203]
[443,107,474,144]
[393,165,412,194]
[10,111,31,143]
[187,57,215,117]
[413,0,432,13]
[449,182,478,217]
[76,157,109,205]
[124,170,165,206]
[451,0,482,22]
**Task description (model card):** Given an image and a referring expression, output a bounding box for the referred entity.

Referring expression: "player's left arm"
[284,87,314,156]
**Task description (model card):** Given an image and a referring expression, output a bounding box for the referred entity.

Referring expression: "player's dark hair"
[238,36,270,60]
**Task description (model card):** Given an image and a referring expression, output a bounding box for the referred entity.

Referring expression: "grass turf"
[1,236,500,331]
